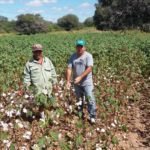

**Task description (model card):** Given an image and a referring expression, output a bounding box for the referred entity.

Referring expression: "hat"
[32,44,43,51]
[76,39,86,46]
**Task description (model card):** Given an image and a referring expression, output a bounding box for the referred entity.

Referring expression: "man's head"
[32,44,43,60]
[75,39,86,56]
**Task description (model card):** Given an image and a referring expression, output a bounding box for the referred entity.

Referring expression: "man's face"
[33,50,43,60]
[76,45,85,56]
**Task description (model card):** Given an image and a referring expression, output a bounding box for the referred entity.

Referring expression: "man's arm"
[74,66,92,84]
[49,59,57,85]
[24,62,31,88]
[66,67,72,89]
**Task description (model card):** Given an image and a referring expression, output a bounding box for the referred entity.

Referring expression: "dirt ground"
[116,81,150,150]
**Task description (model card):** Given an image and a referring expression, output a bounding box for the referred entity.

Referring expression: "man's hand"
[74,76,82,84]
[66,81,71,89]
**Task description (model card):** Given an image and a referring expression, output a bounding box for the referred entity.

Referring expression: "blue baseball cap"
[76,39,86,46]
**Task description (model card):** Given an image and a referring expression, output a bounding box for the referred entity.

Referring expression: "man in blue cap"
[66,39,96,123]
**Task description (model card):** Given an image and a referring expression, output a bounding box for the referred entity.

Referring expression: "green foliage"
[35,93,49,107]
[0,131,9,140]
[75,134,83,148]
[57,14,79,31]
[83,17,94,27]
[111,136,119,145]
[37,137,46,148]
[59,141,70,150]
[49,131,58,141]
[16,14,49,34]
[10,143,15,150]
[94,0,150,31]
[121,124,128,132]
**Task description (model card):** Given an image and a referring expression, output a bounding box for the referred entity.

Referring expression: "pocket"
[45,68,51,71]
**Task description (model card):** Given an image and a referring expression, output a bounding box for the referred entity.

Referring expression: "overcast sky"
[0,0,97,22]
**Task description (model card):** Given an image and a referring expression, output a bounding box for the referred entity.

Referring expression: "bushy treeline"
[94,0,150,31]
[0,0,150,34]
[0,14,93,34]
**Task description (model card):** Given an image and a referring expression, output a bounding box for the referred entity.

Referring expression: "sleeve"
[86,54,93,67]
[67,55,73,68]
[23,62,31,88]
[49,59,57,85]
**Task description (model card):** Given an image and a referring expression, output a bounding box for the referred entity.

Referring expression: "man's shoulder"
[85,51,92,57]
[44,56,51,62]
[70,53,77,60]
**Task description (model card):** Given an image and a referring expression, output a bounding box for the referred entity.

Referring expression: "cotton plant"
[23,131,32,140]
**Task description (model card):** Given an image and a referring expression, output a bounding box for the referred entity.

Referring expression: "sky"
[0,0,97,23]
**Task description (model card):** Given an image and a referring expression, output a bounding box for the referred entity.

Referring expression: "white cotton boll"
[3,140,9,144]
[8,122,13,128]
[39,118,45,122]
[23,134,30,140]
[76,100,82,106]
[18,122,24,128]
[59,93,63,98]
[58,133,62,139]
[59,79,64,86]
[2,123,9,131]
[69,105,73,112]
[16,110,21,116]
[126,96,129,99]
[104,76,107,80]
[96,144,102,150]
[58,90,63,93]
[0,103,3,108]
[23,108,28,113]
[116,80,120,83]
[10,96,13,100]
[96,128,100,132]
[40,111,45,119]
[23,131,32,140]
[26,131,32,136]
[11,100,14,104]
[111,123,116,128]
[15,119,20,123]
[96,147,102,150]
[42,89,48,95]
[100,128,105,133]
[56,114,60,118]
[6,141,11,148]
[0,108,4,112]
[55,93,59,96]
[53,120,59,125]
[32,144,40,150]
[6,111,12,118]
[24,94,29,99]
[3,140,12,148]
[114,119,117,124]
[2,93,6,97]
[19,104,23,108]
[8,92,11,96]
[20,146,27,150]
[87,132,92,137]
[107,126,110,130]
[128,106,131,109]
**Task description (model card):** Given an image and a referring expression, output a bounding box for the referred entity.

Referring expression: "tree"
[0,16,15,33]
[16,14,48,34]
[0,16,8,22]
[84,17,94,27]
[57,14,79,31]
[94,0,150,31]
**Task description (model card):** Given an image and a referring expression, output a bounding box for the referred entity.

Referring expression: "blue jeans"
[74,84,96,118]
